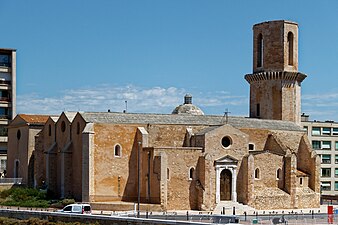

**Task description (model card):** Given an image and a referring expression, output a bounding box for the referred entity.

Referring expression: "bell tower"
[245,20,307,124]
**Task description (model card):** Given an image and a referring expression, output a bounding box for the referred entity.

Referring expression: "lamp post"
[137,141,142,218]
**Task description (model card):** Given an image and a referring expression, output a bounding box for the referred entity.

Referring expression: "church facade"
[7,20,320,211]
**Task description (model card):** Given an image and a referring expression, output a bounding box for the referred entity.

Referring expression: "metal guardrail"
[0,178,22,184]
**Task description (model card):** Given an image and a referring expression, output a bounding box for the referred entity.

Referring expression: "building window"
[335,155,338,164]
[0,54,11,67]
[0,107,9,119]
[322,154,331,164]
[312,141,321,150]
[0,159,6,173]
[189,167,194,180]
[312,127,321,136]
[255,168,260,179]
[321,181,331,191]
[221,136,232,148]
[276,168,281,180]
[321,168,331,177]
[333,128,338,136]
[257,33,263,67]
[335,142,338,150]
[300,178,303,185]
[303,126,308,134]
[167,168,170,180]
[287,32,294,66]
[249,144,255,150]
[16,130,21,140]
[114,144,122,157]
[322,127,331,135]
[322,141,331,150]
[335,168,338,178]
[61,121,66,132]
[335,182,338,191]
[0,126,7,137]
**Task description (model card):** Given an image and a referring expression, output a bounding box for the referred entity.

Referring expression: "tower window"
[256,104,260,117]
[249,144,255,150]
[276,168,282,180]
[257,33,263,67]
[255,168,260,179]
[189,167,194,180]
[288,32,294,66]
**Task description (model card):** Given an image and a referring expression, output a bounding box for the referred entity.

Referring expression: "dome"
[172,94,204,115]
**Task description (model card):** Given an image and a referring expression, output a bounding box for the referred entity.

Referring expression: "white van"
[59,203,92,214]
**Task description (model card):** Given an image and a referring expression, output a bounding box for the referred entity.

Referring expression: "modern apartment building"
[0,48,16,173]
[302,114,338,198]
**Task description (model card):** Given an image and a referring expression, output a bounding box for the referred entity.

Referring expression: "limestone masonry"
[7,20,320,211]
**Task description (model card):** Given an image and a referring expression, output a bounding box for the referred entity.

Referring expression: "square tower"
[0,48,16,173]
[245,21,306,124]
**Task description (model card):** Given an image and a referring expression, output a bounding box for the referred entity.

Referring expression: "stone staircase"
[213,201,255,215]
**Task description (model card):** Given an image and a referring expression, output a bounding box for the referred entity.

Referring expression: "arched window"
[76,122,80,135]
[189,167,194,180]
[61,121,66,132]
[255,168,260,179]
[288,32,294,65]
[276,168,282,180]
[257,33,263,67]
[16,129,21,140]
[114,144,122,157]
[14,160,19,178]
[48,124,51,136]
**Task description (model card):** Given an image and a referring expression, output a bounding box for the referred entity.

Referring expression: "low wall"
[0,209,211,225]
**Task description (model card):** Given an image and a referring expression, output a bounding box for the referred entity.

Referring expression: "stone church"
[7,20,320,211]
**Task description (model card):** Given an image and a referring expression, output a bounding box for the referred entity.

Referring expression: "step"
[213,201,256,215]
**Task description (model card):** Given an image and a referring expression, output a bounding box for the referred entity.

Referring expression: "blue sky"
[1,1,338,121]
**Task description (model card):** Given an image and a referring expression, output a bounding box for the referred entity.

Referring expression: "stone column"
[216,167,221,203]
[232,167,237,202]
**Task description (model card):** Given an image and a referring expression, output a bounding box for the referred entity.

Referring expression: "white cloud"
[17,84,248,115]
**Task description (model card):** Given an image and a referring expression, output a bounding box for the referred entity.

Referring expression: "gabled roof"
[19,114,50,124]
[9,114,52,127]
[64,112,77,122]
[78,112,303,132]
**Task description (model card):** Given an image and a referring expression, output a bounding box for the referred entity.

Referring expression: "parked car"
[58,203,91,214]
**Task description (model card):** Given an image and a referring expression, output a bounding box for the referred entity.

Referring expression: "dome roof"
[172,94,204,116]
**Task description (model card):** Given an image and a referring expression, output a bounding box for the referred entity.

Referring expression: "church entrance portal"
[215,155,238,203]
[220,169,232,201]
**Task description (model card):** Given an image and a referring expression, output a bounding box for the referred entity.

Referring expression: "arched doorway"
[220,169,232,201]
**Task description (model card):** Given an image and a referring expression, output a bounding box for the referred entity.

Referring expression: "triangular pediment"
[215,155,238,166]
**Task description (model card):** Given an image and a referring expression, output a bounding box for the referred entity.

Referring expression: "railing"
[0,178,22,184]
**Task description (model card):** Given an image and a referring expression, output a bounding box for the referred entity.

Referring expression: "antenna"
[125,100,128,113]
[222,108,231,124]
